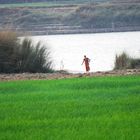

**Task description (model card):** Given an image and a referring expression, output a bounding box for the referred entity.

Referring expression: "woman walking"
[82,55,90,72]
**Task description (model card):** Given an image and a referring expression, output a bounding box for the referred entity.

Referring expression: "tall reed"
[0,31,53,73]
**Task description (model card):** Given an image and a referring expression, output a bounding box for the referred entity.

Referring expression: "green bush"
[18,38,53,73]
[114,52,140,70]
[114,52,130,70]
[130,58,140,69]
[0,31,19,73]
[0,31,53,73]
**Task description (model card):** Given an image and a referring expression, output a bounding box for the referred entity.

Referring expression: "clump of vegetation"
[0,31,19,73]
[130,58,140,69]
[0,31,53,73]
[114,52,130,70]
[18,38,53,73]
[114,52,140,70]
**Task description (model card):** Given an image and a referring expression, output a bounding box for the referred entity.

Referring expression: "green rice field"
[0,75,140,140]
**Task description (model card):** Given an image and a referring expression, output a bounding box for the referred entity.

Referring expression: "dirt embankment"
[0,69,140,81]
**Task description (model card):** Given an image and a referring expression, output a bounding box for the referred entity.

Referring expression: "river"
[31,31,140,73]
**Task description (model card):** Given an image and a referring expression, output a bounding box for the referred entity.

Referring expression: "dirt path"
[0,69,140,81]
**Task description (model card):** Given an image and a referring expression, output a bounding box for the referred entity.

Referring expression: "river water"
[31,32,140,73]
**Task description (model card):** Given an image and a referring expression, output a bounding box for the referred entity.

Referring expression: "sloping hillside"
[0,1,140,35]
[65,3,140,28]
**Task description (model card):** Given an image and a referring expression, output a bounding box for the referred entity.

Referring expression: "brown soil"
[0,69,140,81]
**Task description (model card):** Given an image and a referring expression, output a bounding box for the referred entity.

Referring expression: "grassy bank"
[0,0,108,8]
[0,75,140,139]
[0,0,95,8]
[0,2,75,8]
